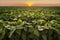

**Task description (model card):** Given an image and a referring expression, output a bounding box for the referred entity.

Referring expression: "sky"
[0,0,60,6]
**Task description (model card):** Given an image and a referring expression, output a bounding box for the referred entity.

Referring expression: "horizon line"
[0,4,60,6]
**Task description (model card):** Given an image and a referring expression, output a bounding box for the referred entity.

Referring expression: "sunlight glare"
[27,3,33,7]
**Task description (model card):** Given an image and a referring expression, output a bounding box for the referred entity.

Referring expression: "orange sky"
[0,0,60,6]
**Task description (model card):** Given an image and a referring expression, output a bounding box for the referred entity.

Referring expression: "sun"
[27,3,32,7]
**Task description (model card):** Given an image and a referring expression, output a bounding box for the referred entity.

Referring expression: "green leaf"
[9,29,16,38]
[0,28,3,33]
[49,26,60,34]
[37,19,46,23]
[29,27,34,33]
[33,29,39,37]
[5,25,16,30]
[16,29,21,35]
[0,28,5,40]
[44,23,50,29]
[22,32,26,40]
[42,35,47,40]
[17,19,23,24]
[16,25,24,29]
[24,27,27,32]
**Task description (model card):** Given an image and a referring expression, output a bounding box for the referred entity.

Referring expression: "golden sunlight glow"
[27,3,33,7]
